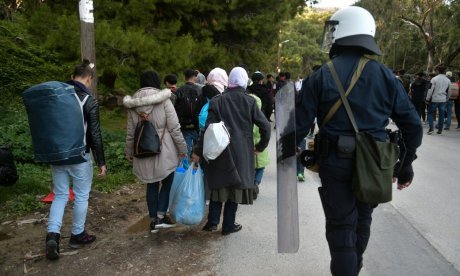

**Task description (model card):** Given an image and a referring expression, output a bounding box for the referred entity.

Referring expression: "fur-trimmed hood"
[123,87,171,109]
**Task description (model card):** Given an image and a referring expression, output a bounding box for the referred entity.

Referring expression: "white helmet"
[321,6,382,55]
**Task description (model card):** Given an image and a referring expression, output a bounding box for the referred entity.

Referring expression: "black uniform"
[295,51,423,275]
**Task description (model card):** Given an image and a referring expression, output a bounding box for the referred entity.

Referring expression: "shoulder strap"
[320,57,369,133]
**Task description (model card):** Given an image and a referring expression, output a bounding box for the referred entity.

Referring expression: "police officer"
[295,7,423,276]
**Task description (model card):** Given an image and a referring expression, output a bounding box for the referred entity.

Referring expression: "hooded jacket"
[124,88,187,183]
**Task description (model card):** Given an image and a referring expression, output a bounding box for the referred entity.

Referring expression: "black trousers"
[319,161,374,276]
[411,99,424,120]
[207,200,238,231]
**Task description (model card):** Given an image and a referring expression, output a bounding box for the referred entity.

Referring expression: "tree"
[279,8,331,77]
[356,0,460,72]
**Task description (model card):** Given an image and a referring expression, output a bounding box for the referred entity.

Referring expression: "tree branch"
[445,47,460,66]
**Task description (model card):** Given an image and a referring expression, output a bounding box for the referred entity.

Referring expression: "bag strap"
[321,57,369,133]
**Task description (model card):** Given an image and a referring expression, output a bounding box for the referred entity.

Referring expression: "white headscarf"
[228,67,249,90]
[207,68,228,93]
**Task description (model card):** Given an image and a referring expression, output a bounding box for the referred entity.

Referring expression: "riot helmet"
[321,6,382,56]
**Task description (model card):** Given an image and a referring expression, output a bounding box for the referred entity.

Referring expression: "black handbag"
[133,111,166,158]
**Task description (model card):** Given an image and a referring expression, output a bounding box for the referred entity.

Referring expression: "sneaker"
[156,216,176,229]
[69,231,96,249]
[437,130,442,134]
[222,223,242,235]
[46,232,60,260]
[456,126,460,130]
[297,173,305,182]
[427,129,434,135]
[202,223,218,232]
[444,128,450,131]
[150,219,159,234]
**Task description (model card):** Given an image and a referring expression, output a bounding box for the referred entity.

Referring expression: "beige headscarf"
[207,68,228,93]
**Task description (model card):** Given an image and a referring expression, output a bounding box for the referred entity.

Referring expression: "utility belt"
[314,134,356,159]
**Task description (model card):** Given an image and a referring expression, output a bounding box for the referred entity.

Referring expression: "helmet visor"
[321,20,339,53]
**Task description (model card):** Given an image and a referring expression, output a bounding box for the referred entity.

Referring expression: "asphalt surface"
[206,121,460,276]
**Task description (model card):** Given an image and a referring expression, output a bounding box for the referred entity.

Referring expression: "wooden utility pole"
[78,0,97,97]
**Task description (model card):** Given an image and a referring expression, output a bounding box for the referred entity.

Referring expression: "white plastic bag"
[203,121,230,161]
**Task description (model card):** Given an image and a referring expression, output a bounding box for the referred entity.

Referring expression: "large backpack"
[175,86,200,130]
[0,146,19,186]
[22,81,89,165]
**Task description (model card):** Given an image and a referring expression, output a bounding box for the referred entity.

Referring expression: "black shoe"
[150,219,159,234]
[437,130,442,134]
[69,231,96,249]
[156,216,176,229]
[222,223,242,235]
[427,129,434,135]
[46,232,60,260]
[444,128,450,131]
[202,223,218,232]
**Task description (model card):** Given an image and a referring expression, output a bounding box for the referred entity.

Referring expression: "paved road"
[206,122,460,276]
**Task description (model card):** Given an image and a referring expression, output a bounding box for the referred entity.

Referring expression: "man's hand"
[179,153,188,159]
[191,153,200,164]
[393,162,414,190]
[98,165,107,177]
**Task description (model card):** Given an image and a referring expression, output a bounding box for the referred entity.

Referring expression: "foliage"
[356,0,460,72]
[279,8,331,77]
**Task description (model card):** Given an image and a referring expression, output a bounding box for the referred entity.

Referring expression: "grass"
[0,107,134,221]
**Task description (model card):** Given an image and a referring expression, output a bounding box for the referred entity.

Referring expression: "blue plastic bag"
[169,163,205,225]
[169,160,188,208]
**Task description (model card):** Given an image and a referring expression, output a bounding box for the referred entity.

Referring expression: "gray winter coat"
[124,88,187,183]
[194,87,271,190]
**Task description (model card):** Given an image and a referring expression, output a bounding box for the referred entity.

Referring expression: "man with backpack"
[25,60,107,260]
[174,69,205,157]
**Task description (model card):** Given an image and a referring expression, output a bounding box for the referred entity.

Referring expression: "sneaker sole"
[46,240,59,260]
[155,224,176,229]
[150,229,159,234]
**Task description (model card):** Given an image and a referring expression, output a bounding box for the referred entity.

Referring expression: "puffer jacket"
[68,80,106,167]
[124,87,187,183]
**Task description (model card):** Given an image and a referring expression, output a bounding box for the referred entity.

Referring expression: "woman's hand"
[191,153,200,164]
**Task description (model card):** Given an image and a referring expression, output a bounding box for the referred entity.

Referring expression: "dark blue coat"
[295,51,423,167]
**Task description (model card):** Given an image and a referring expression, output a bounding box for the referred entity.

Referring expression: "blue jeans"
[182,129,199,158]
[48,153,93,235]
[147,172,174,218]
[428,102,446,131]
[254,168,265,185]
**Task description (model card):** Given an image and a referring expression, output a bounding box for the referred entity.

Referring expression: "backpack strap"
[320,57,369,132]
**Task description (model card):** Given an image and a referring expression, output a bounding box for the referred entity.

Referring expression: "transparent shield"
[320,20,339,53]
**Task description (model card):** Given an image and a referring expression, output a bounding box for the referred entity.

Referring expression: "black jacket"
[174,82,205,131]
[68,80,106,167]
[247,83,271,115]
[410,77,429,102]
[194,88,271,190]
[296,51,423,168]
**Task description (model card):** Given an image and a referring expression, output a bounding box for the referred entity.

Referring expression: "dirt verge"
[0,184,218,275]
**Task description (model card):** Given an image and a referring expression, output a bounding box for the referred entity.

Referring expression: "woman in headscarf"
[192,67,271,235]
[124,71,187,233]
[198,68,228,129]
